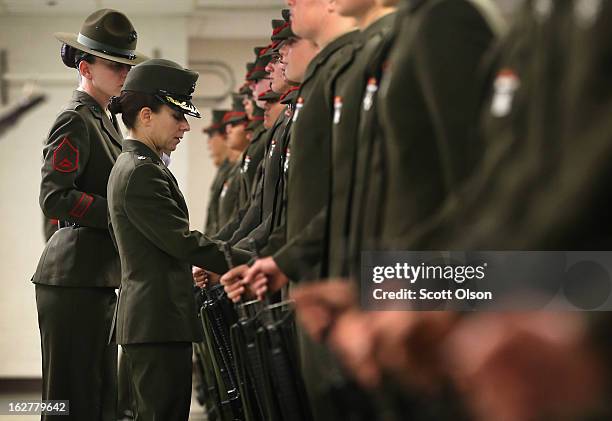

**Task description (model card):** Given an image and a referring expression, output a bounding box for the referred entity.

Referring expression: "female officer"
[32,9,145,421]
[107,58,250,420]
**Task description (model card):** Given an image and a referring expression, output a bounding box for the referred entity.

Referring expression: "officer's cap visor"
[156,91,201,118]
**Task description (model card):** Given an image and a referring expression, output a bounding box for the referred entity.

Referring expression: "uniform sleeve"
[273,207,327,282]
[227,180,265,245]
[233,212,273,253]
[214,202,249,241]
[124,163,250,273]
[39,110,109,229]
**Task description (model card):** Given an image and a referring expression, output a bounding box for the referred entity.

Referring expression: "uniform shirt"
[107,140,250,344]
[33,90,122,287]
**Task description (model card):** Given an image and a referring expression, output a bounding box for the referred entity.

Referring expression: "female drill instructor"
[32,9,145,420]
[107,59,250,420]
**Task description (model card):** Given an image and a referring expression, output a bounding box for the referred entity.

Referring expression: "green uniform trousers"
[121,342,192,421]
[35,284,117,421]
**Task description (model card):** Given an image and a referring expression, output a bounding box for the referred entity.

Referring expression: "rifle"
[201,281,243,420]
[246,238,313,421]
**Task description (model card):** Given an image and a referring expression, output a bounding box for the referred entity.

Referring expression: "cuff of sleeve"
[273,244,305,284]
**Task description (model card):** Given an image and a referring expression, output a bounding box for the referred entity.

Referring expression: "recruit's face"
[264,101,285,129]
[285,38,319,83]
[253,78,271,108]
[287,0,327,40]
[265,55,290,94]
[150,105,190,152]
[334,0,375,17]
[226,122,249,152]
[207,132,227,167]
[243,97,255,119]
[84,57,131,98]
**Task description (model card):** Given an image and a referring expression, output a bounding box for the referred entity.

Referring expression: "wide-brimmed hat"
[122,58,201,118]
[55,9,146,66]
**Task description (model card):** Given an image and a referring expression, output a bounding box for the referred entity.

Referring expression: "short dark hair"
[108,91,164,129]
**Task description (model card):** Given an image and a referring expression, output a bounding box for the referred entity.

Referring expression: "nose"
[265,61,274,73]
[181,120,190,132]
[179,115,190,132]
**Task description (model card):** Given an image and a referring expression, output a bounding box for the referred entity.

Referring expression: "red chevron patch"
[52,137,78,173]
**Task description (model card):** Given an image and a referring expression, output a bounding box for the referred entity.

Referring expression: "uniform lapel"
[94,109,123,150]
[73,90,123,152]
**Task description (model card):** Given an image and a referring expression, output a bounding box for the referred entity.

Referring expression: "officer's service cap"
[123,58,201,118]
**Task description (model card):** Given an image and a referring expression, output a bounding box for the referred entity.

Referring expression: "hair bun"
[108,96,123,114]
[60,43,77,69]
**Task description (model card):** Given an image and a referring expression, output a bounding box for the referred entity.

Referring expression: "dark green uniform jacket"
[260,89,300,256]
[377,0,498,249]
[217,160,242,230]
[214,123,267,241]
[107,140,249,344]
[325,13,396,278]
[204,159,232,236]
[347,16,400,277]
[438,0,610,251]
[403,0,537,250]
[272,30,360,282]
[33,90,122,287]
[229,112,289,250]
[238,124,267,209]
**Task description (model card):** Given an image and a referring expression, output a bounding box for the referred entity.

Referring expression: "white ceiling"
[0,0,285,16]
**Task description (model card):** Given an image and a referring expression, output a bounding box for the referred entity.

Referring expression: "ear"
[138,107,153,127]
[78,60,93,80]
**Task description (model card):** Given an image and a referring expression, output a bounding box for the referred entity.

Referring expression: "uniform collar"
[219,158,231,172]
[407,0,428,12]
[72,90,105,114]
[302,29,360,85]
[363,11,397,37]
[250,124,267,142]
[122,139,163,165]
[73,89,123,148]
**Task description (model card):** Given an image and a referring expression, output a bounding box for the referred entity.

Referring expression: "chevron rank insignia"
[52,137,79,173]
